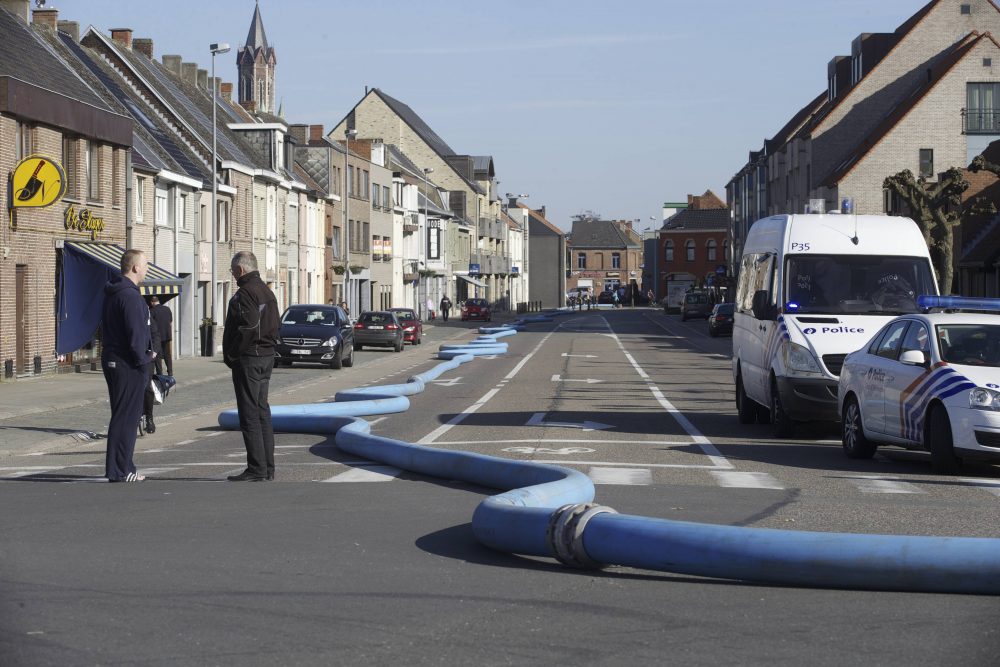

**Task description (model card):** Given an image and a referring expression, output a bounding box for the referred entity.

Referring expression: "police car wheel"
[770,379,795,438]
[735,372,757,424]
[842,397,877,459]
[928,405,961,474]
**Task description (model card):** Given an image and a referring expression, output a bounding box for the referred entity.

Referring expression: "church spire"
[245,0,270,52]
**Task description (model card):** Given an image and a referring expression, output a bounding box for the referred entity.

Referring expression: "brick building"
[658,193,731,301]
[728,0,1000,283]
[567,217,643,298]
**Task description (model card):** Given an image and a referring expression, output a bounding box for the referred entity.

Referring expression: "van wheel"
[842,396,877,459]
[928,405,961,474]
[769,378,795,438]
[735,372,757,424]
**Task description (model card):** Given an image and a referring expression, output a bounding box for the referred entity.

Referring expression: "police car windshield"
[785,255,935,315]
[936,324,1000,367]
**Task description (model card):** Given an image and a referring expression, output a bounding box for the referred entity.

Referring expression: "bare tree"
[882,167,993,294]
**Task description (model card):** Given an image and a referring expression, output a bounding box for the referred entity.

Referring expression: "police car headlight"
[323,336,337,347]
[970,387,1000,411]
[782,342,823,376]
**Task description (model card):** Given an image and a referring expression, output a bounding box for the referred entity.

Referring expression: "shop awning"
[56,242,184,354]
[458,275,488,288]
[65,242,183,297]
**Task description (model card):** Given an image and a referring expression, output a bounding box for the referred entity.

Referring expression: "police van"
[732,212,937,437]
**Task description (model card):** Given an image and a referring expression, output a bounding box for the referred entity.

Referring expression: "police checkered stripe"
[765,316,791,372]
[899,363,976,441]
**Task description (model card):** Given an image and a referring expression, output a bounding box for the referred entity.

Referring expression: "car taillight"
[386,324,398,330]
[354,323,363,329]
[404,326,415,332]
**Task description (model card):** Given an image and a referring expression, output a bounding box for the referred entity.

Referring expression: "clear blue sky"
[63,0,923,230]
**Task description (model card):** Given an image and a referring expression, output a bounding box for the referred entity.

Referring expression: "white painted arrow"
[431,377,463,387]
[561,353,597,358]
[550,374,602,384]
[526,412,615,431]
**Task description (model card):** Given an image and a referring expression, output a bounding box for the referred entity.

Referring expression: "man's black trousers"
[231,355,275,478]
[102,352,148,480]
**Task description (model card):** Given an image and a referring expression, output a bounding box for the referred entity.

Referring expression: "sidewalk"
[0,311,527,421]
[0,356,231,421]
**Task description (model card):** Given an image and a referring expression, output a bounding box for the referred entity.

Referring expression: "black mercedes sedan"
[274,304,354,369]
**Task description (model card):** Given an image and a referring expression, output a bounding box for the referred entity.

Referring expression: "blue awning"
[56,242,183,354]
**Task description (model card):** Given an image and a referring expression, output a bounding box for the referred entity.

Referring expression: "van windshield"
[784,255,935,315]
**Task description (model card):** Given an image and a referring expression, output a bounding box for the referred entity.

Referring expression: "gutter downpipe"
[218,316,1000,594]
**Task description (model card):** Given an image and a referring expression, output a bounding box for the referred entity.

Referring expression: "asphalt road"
[2,308,999,665]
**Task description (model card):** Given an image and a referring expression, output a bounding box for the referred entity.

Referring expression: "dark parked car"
[353,311,405,352]
[275,304,354,369]
[707,302,735,337]
[681,291,714,321]
[461,298,492,321]
[597,290,616,304]
[389,307,422,345]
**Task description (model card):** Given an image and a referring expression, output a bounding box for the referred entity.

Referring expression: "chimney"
[133,37,153,59]
[57,20,80,42]
[110,28,132,50]
[538,206,546,218]
[210,77,220,94]
[625,221,633,231]
[31,7,58,30]
[180,62,198,86]
[288,124,308,146]
[309,124,324,143]
[197,68,208,90]
[220,82,233,102]
[0,1,29,23]
[162,55,182,75]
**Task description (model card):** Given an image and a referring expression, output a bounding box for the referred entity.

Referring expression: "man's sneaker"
[113,471,146,483]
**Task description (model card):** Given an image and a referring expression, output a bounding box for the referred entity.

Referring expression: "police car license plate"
[291,349,310,355]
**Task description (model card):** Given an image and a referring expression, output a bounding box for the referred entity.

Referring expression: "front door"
[884,321,928,442]
[15,264,27,374]
[865,320,910,434]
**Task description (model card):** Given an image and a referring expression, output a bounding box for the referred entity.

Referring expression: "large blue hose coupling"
[546,502,618,569]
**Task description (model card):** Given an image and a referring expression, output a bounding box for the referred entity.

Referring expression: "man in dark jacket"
[222,251,279,482]
[149,296,173,375]
[102,249,156,482]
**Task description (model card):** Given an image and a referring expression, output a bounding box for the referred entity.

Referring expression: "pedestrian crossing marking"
[709,471,785,489]
[322,465,402,483]
[587,467,652,485]
[844,476,924,494]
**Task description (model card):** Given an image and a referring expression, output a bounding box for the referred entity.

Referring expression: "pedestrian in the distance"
[223,251,279,482]
[149,295,173,375]
[439,295,452,322]
[339,301,350,318]
[612,290,620,308]
[101,249,156,483]
[426,297,436,320]
[142,302,161,434]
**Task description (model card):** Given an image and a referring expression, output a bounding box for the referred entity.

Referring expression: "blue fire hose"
[218,319,1000,593]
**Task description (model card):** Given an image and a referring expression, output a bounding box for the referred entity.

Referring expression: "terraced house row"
[0,0,555,380]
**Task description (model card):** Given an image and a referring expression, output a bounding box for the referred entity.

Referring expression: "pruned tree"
[882,167,993,294]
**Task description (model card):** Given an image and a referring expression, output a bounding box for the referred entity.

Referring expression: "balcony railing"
[963,108,1000,134]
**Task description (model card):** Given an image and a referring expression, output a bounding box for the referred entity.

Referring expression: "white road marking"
[845,476,924,494]
[608,325,733,470]
[503,446,595,455]
[431,378,463,387]
[443,439,692,445]
[525,412,615,431]
[562,353,597,358]
[367,417,389,426]
[710,471,785,489]
[176,439,197,445]
[420,329,560,445]
[137,467,182,476]
[588,467,653,485]
[322,466,402,483]
[204,431,225,438]
[550,374,602,384]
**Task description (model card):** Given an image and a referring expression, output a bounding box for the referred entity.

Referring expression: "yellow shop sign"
[64,204,105,240]
[10,154,66,208]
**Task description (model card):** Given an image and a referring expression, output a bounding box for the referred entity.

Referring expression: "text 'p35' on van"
[732,213,937,438]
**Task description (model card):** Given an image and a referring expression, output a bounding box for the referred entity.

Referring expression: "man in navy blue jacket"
[101,249,156,482]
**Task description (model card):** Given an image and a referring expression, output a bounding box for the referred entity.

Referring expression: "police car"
[838,296,1000,473]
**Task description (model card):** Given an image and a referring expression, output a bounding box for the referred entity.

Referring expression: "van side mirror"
[751,290,775,320]
[899,349,928,367]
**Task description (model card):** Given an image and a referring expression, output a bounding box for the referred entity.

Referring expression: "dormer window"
[851,53,863,84]
[828,75,837,102]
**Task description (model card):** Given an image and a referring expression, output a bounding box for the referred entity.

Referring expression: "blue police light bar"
[917,295,1000,311]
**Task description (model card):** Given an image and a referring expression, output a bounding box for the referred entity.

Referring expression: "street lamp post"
[422,167,433,317]
[208,41,230,357]
[343,128,357,311]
